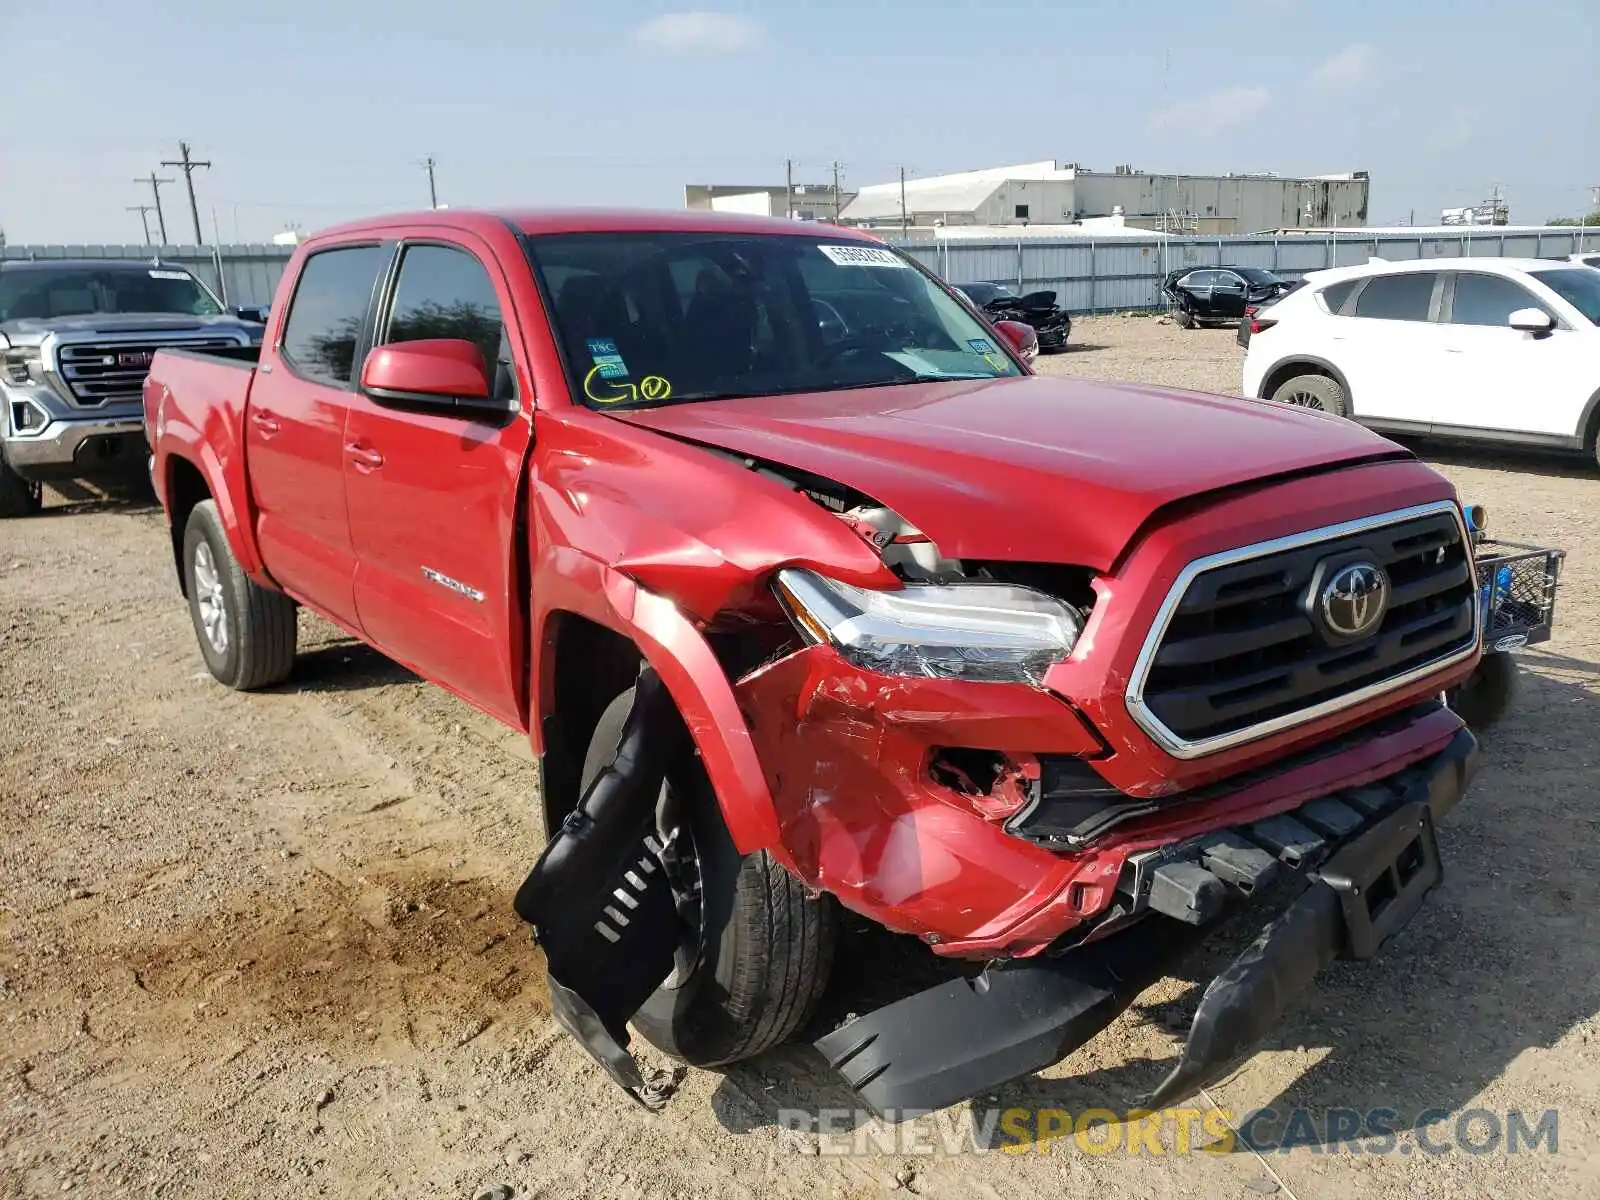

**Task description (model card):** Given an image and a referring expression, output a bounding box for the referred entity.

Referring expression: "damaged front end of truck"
[513,403,1493,1119]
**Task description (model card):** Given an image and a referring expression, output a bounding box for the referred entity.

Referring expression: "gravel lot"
[3,319,1596,1199]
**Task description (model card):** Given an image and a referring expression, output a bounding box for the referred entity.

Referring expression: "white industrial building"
[684,183,856,223]
[839,161,1371,235]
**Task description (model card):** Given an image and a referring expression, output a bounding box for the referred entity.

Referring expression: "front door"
[1438,271,1592,438]
[1210,270,1249,319]
[246,242,390,628]
[343,236,533,727]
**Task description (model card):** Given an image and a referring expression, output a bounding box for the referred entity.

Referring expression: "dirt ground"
[3,318,1596,1199]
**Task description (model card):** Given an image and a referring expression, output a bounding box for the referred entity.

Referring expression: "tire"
[1446,652,1517,732]
[1173,307,1196,330]
[182,499,297,690]
[580,687,837,1067]
[0,454,43,518]
[1270,371,1351,419]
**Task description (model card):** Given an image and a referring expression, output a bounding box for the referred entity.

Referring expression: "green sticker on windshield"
[586,337,630,380]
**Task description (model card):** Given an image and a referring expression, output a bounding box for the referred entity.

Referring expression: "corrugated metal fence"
[1,243,295,308]
[5,226,1596,316]
[885,227,1599,315]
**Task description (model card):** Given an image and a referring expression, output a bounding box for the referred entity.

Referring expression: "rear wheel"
[1270,372,1350,419]
[580,687,837,1066]
[183,500,298,690]
[1173,307,1196,330]
[0,455,43,518]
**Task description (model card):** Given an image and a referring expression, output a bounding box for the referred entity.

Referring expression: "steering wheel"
[814,332,898,366]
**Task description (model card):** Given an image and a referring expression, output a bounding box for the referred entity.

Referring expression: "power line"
[126,205,156,245]
[135,173,172,243]
[160,141,212,244]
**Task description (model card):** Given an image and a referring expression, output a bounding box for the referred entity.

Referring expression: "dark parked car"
[1161,266,1295,330]
[953,282,1071,351]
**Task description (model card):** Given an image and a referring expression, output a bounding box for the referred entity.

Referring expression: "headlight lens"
[773,568,1081,685]
[4,346,41,385]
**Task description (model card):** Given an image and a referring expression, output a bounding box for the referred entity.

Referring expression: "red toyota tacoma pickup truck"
[145,208,1483,1118]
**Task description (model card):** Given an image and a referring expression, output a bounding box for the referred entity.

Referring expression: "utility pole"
[784,158,793,220]
[899,166,909,236]
[160,141,212,244]
[831,161,843,222]
[424,156,439,209]
[127,205,156,245]
[136,172,172,243]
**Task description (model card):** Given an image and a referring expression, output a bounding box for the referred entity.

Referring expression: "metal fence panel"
[5,229,1593,321]
[884,227,1594,314]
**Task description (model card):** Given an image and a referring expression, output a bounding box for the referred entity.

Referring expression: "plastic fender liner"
[513,666,687,1109]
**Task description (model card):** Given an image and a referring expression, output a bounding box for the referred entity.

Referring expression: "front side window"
[279,245,389,387]
[1530,268,1600,326]
[381,244,508,385]
[1450,273,1547,327]
[0,265,222,322]
[1353,272,1436,322]
[525,232,1024,410]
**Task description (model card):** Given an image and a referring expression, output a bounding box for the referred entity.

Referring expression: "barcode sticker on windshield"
[817,244,908,269]
[148,269,191,280]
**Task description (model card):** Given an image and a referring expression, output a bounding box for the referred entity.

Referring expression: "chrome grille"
[54,338,240,407]
[1127,501,1480,759]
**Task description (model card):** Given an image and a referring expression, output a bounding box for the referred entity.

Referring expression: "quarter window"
[1450,273,1547,327]
[279,245,389,387]
[1319,279,1360,313]
[1353,273,1436,322]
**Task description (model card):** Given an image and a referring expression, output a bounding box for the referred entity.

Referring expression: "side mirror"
[1508,307,1555,334]
[994,318,1038,363]
[232,304,270,325]
[361,338,493,410]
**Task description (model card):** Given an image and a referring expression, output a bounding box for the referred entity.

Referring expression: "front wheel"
[581,687,837,1066]
[1445,652,1517,732]
[0,454,43,518]
[1270,372,1350,419]
[183,499,298,690]
[1173,307,1196,330]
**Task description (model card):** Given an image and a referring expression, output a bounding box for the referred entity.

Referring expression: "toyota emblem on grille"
[1320,562,1389,638]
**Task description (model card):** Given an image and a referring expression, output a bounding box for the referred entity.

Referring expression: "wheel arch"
[1257,355,1354,408]
[1575,386,1600,453]
[531,559,787,859]
[165,455,213,597]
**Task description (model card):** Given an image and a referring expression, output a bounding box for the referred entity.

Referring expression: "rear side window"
[279,245,389,387]
[1318,279,1360,313]
[1450,272,1547,327]
[382,244,507,383]
[1353,273,1436,322]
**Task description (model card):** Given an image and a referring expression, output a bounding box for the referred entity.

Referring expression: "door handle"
[346,443,385,472]
[250,410,280,437]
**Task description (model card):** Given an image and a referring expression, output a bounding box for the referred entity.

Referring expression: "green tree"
[1548,214,1600,226]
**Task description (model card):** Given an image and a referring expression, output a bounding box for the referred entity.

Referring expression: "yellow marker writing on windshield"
[583,365,672,405]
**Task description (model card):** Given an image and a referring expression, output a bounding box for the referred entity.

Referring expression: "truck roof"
[308,207,884,243]
[0,258,195,272]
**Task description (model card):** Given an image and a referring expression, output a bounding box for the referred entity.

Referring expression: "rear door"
[1178,270,1218,316]
[343,234,533,727]
[1439,270,1590,438]
[1333,270,1445,425]
[246,242,390,627]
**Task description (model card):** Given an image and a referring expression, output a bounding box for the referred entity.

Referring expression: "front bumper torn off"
[815,726,1479,1120]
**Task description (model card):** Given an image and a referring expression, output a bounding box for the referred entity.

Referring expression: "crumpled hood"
[0,313,257,347]
[612,375,1408,571]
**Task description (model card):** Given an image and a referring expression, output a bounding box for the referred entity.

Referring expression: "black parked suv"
[1161,266,1296,330]
[953,282,1071,352]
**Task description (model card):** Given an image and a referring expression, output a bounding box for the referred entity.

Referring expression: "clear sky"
[2,0,1594,244]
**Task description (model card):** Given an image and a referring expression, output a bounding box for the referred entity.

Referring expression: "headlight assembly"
[773,568,1081,685]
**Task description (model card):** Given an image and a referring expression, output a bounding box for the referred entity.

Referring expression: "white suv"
[1241,257,1600,460]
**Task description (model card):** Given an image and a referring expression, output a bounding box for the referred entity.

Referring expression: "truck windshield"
[0,266,223,322]
[524,232,1024,409]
